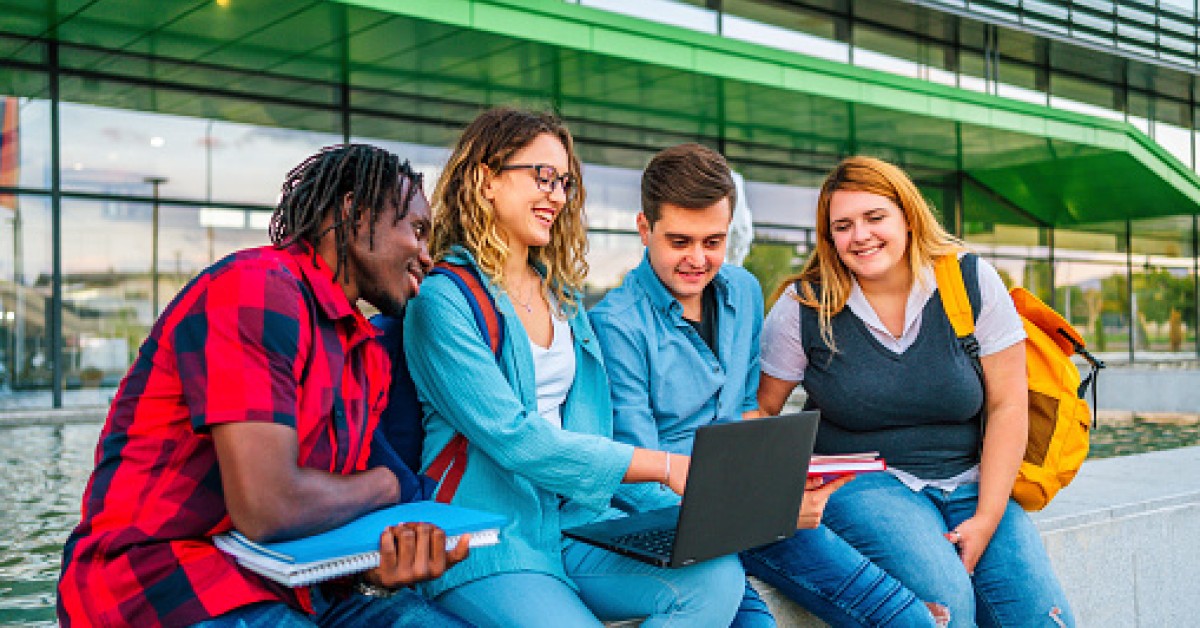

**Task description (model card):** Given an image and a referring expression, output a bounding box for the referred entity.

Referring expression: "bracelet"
[663,452,672,486]
[354,575,400,599]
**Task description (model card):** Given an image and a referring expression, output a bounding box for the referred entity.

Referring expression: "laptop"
[564,411,819,568]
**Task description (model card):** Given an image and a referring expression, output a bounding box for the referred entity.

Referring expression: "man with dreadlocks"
[58,144,472,628]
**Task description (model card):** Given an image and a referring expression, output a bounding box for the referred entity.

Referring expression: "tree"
[743,242,806,307]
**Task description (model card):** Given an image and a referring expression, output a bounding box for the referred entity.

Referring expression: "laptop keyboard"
[613,528,677,555]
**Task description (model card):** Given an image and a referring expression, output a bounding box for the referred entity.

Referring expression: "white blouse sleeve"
[760,283,808,382]
[974,257,1027,356]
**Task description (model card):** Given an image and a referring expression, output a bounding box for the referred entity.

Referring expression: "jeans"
[741,525,937,627]
[732,576,777,628]
[435,539,744,628]
[822,472,1074,628]
[188,585,472,628]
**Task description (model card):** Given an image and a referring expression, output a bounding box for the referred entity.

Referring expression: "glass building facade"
[2,0,1199,409]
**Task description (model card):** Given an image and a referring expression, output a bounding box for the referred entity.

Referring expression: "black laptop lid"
[670,411,819,566]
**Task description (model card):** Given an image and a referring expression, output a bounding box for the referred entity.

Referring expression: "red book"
[808,452,887,482]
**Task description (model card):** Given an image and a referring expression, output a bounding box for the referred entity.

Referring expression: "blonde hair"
[773,156,963,350]
[431,107,588,312]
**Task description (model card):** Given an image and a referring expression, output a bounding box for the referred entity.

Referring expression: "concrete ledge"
[1032,445,1200,627]
[610,445,1200,627]
[0,406,109,428]
[1095,366,1200,413]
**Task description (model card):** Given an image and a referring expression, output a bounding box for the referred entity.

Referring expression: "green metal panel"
[333,0,1200,225]
[4,0,1199,225]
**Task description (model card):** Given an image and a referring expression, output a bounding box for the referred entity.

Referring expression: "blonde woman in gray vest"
[757,156,1073,628]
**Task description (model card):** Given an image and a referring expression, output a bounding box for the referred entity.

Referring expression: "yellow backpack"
[934,254,1105,511]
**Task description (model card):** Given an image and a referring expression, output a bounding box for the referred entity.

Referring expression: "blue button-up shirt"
[592,253,763,513]
[590,253,763,510]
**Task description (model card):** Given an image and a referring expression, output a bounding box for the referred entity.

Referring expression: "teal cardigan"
[403,246,636,598]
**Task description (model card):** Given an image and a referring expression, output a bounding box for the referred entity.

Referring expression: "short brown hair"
[641,143,736,225]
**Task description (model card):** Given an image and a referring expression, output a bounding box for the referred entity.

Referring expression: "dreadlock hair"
[270,144,423,283]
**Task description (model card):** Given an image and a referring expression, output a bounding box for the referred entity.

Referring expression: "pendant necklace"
[512,282,537,313]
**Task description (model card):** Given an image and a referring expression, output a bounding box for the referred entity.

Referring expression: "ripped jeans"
[822,472,1075,628]
[742,526,938,627]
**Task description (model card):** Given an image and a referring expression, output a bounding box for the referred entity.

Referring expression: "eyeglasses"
[497,163,577,202]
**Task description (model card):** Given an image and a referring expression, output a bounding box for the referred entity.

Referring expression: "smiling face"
[827,189,911,286]
[345,177,433,317]
[638,198,731,310]
[484,132,571,251]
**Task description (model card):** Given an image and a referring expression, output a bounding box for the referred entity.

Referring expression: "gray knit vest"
[800,254,984,480]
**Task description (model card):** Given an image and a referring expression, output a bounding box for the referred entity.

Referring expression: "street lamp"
[144,176,168,318]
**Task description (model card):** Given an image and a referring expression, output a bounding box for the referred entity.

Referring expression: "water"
[2,420,1198,625]
[0,424,100,626]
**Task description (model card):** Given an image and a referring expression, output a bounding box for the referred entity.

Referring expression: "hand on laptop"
[364,522,470,589]
[665,453,690,496]
[797,475,855,529]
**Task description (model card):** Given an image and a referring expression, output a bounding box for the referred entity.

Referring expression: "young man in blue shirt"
[589,144,944,628]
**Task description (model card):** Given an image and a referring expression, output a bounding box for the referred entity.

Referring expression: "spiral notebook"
[214,501,506,587]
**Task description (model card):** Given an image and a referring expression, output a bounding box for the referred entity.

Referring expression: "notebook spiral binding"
[217,528,501,587]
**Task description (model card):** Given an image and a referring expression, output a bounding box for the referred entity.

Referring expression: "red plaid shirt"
[58,243,390,627]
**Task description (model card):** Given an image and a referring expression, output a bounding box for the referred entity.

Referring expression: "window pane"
[0,195,52,408]
[724,0,843,40]
[855,25,923,78]
[996,59,1046,105]
[2,78,53,192]
[1127,91,1152,134]
[59,198,273,405]
[724,14,851,62]
[958,50,990,94]
[722,0,850,63]
[60,100,342,206]
[579,162,642,233]
[745,239,809,306]
[59,44,338,110]
[581,0,719,33]
[1055,222,1131,361]
[963,178,1053,300]
[584,231,644,307]
[1131,217,1196,360]
[1049,71,1124,121]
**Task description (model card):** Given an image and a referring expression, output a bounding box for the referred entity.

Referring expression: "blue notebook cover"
[234,501,506,564]
[215,501,508,585]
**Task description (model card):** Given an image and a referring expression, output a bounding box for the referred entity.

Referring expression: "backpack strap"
[1048,317,1106,428]
[934,253,990,452]
[934,253,984,381]
[423,261,505,503]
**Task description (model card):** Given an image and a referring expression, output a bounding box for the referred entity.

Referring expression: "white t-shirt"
[530,305,575,429]
[759,254,1026,491]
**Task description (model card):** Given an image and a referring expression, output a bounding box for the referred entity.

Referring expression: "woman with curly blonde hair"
[402,106,745,628]
[759,156,1074,627]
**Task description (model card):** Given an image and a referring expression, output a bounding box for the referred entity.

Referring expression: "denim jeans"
[822,472,1074,628]
[741,525,937,627]
[188,585,472,628]
[732,576,777,628]
[435,539,744,628]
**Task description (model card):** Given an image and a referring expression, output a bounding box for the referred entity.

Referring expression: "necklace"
[512,281,538,313]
